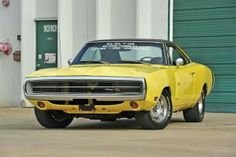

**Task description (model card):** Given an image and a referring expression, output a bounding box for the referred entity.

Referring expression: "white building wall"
[21,0,36,106]
[151,0,169,39]
[111,0,136,38]
[58,0,96,67]
[72,0,96,56]
[137,0,169,39]
[96,0,111,39]
[0,0,21,107]
[21,0,57,106]
[35,0,57,19]
[20,0,169,107]
[58,0,73,67]
[136,0,152,38]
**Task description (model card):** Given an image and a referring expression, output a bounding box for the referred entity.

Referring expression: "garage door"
[173,0,236,112]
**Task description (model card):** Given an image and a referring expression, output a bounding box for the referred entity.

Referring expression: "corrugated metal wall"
[173,0,236,112]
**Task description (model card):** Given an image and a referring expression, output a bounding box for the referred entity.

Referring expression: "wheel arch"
[163,86,171,96]
[203,83,207,96]
[194,64,213,99]
[162,86,173,107]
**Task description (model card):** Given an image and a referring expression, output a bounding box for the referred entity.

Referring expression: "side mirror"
[68,58,72,65]
[175,58,184,66]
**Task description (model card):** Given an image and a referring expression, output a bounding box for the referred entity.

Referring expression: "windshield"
[72,42,164,65]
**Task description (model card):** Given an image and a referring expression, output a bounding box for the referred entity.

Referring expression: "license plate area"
[79,104,95,111]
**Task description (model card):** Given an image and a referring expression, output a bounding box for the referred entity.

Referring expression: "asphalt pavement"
[0,108,235,157]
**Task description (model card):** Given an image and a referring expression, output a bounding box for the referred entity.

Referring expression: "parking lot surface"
[0,108,235,157]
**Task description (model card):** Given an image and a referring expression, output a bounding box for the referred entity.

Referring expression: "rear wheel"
[183,90,205,122]
[34,108,74,128]
[135,90,172,130]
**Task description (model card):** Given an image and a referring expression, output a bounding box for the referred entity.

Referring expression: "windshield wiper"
[79,61,110,64]
[117,60,147,64]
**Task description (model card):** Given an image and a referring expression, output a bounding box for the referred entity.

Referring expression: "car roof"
[88,39,175,45]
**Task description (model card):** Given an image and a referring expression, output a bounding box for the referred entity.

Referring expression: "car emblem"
[104,88,120,92]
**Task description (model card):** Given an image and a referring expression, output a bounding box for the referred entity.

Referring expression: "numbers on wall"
[43,25,57,33]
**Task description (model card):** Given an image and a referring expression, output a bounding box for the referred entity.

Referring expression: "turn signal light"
[37,101,46,108]
[130,101,139,109]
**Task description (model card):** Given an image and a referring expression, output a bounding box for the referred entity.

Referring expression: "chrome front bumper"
[24,76,146,101]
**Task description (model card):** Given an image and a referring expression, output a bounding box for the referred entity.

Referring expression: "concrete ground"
[0,108,235,157]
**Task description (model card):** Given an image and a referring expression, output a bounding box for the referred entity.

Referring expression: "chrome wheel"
[149,95,169,123]
[135,90,172,129]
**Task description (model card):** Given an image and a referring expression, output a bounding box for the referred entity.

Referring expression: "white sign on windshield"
[101,42,138,50]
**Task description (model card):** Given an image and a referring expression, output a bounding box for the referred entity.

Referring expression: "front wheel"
[183,90,205,122]
[135,90,172,130]
[34,108,74,128]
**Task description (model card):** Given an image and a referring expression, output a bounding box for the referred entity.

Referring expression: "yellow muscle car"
[24,39,214,129]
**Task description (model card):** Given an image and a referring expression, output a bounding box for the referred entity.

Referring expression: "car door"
[166,44,196,107]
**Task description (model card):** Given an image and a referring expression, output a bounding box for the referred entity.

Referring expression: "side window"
[167,45,188,65]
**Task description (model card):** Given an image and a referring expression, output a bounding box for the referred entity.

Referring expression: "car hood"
[27,64,166,78]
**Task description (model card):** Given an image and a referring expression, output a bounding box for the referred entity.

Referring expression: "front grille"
[30,80,142,94]
[24,76,146,101]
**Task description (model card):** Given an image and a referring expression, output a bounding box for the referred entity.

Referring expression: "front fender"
[144,69,173,110]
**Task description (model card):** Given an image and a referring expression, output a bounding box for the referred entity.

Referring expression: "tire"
[34,107,74,128]
[183,90,205,122]
[135,90,172,130]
